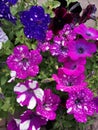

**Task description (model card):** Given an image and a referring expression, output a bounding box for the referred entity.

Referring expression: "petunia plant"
[0,0,98,130]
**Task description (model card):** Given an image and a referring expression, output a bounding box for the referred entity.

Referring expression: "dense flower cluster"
[0,0,98,129]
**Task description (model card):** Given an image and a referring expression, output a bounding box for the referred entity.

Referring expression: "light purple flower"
[20,110,47,130]
[36,89,60,120]
[7,118,20,130]
[68,39,97,60]
[0,27,8,49]
[7,45,42,79]
[63,58,86,76]
[14,80,44,109]
[52,67,87,92]
[74,24,98,40]
[66,87,96,122]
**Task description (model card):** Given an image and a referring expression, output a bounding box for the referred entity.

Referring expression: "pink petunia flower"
[36,89,60,120]
[74,24,98,40]
[52,67,87,92]
[7,45,42,79]
[68,39,97,60]
[66,87,96,122]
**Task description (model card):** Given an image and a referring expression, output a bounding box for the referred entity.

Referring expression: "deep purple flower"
[49,7,73,34]
[63,58,86,76]
[7,45,42,79]
[20,110,47,130]
[52,67,87,92]
[14,80,44,109]
[36,89,60,120]
[2,0,18,5]
[66,87,96,122]
[20,6,50,41]
[80,4,97,23]
[74,24,98,40]
[93,97,98,113]
[68,39,97,60]
[7,118,20,130]
[0,1,16,23]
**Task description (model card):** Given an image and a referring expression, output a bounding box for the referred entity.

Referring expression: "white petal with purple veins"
[27,97,36,109]
[34,88,44,101]
[20,120,30,130]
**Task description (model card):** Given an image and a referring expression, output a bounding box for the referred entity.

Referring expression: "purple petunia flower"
[20,110,47,130]
[52,67,87,92]
[63,57,86,76]
[36,89,60,120]
[0,1,16,23]
[93,97,98,113]
[2,0,18,5]
[68,39,97,60]
[20,6,50,41]
[66,87,96,122]
[7,118,20,130]
[7,45,42,79]
[14,80,44,109]
[74,24,98,40]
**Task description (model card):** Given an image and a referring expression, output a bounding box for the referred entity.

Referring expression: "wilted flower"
[68,39,97,60]
[52,67,87,92]
[66,87,96,122]
[7,45,42,79]
[14,80,44,109]
[20,6,50,41]
[36,89,60,120]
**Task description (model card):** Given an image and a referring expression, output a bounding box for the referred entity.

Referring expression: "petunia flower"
[19,110,47,130]
[20,6,50,41]
[36,89,60,120]
[63,57,86,76]
[74,24,98,40]
[0,27,8,49]
[66,87,96,122]
[7,45,42,79]
[14,80,44,109]
[0,1,16,23]
[52,67,87,92]
[49,7,73,34]
[7,118,20,130]
[68,39,97,60]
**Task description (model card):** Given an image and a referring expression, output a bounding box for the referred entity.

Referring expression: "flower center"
[78,47,84,54]
[75,98,81,104]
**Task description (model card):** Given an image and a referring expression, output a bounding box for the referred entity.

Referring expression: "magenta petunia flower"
[19,110,47,130]
[63,57,86,76]
[36,89,60,120]
[14,80,44,109]
[74,24,98,40]
[66,87,96,122]
[7,118,20,130]
[7,45,42,79]
[68,39,97,60]
[52,68,87,92]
